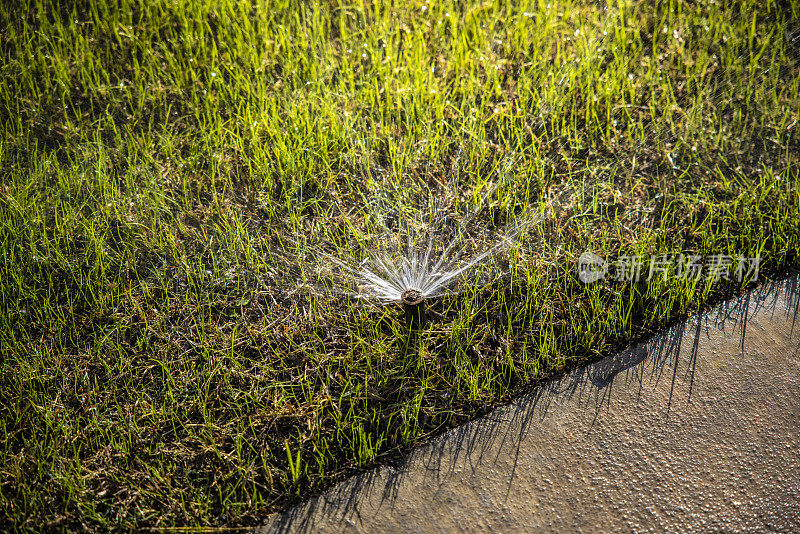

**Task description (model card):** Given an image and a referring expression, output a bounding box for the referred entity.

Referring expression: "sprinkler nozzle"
[401,288,424,307]
[401,288,426,330]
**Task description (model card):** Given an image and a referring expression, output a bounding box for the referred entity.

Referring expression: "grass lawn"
[2,0,799,530]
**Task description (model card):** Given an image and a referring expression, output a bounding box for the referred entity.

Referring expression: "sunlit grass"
[1,0,799,530]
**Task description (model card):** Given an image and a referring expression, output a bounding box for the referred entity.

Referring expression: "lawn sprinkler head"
[401,288,426,330]
[401,288,424,307]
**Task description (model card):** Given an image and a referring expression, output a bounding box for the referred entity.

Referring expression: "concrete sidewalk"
[259,275,800,533]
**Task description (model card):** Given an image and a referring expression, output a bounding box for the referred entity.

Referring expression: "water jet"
[289,178,547,314]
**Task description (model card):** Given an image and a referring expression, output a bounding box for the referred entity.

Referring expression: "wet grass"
[2,0,799,531]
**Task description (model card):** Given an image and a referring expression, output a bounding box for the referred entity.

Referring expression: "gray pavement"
[259,275,800,533]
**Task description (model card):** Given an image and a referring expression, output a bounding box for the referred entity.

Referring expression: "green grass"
[1,0,799,530]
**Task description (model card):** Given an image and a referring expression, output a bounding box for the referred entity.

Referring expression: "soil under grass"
[1,0,799,531]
